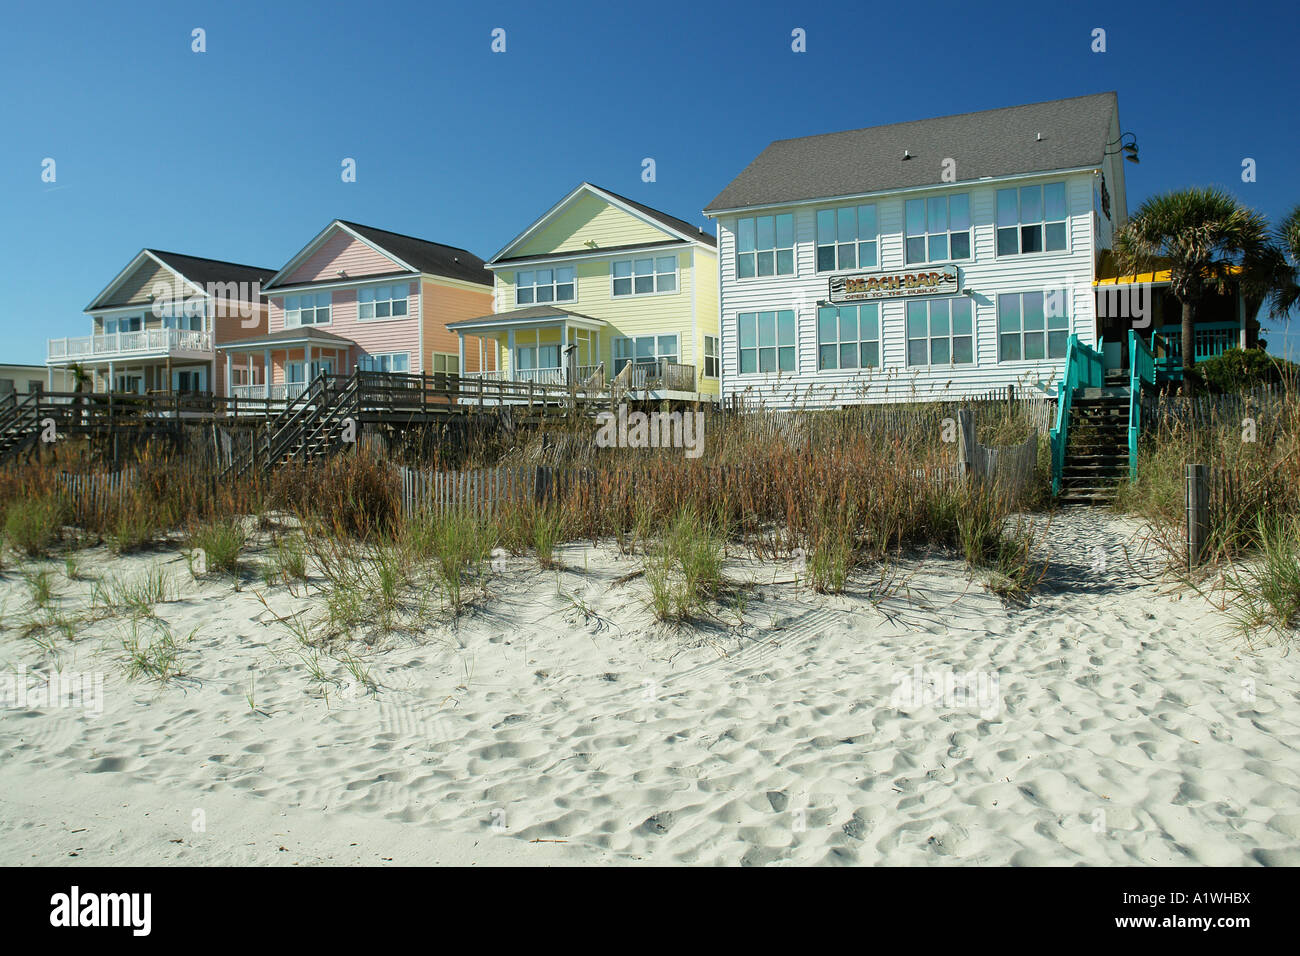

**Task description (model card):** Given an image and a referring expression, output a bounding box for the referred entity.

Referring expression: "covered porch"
[448,306,607,389]
[222,327,356,403]
[1094,262,1253,382]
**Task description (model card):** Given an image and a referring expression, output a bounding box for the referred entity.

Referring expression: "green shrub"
[1198,348,1298,394]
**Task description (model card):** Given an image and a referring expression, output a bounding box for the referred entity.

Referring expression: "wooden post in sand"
[956,407,975,481]
[1185,463,1209,569]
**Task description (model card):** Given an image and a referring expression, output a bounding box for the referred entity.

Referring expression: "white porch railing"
[48,329,213,362]
[463,365,603,387]
[230,382,308,401]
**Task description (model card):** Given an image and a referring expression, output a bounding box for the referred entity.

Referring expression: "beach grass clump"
[264,534,309,588]
[120,618,187,684]
[189,516,247,574]
[646,507,726,622]
[4,493,67,558]
[1221,514,1300,644]
[95,565,173,618]
[25,569,57,608]
[416,511,496,614]
[274,453,398,541]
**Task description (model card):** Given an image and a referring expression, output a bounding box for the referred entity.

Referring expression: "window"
[998,290,1070,361]
[0,380,13,394]
[906,298,974,366]
[358,284,410,320]
[737,311,796,373]
[817,204,878,272]
[515,266,575,305]
[612,255,677,296]
[905,193,971,264]
[613,334,679,375]
[997,182,1067,255]
[27,380,42,393]
[703,335,720,378]
[430,353,459,374]
[283,292,331,327]
[735,214,794,278]
[517,344,561,371]
[358,352,409,373]
[817,303,880,370]
[103,314,144,334]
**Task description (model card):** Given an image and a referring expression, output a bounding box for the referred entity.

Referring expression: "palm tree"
[1115,187,1270,394]
[1267,203,1300,319]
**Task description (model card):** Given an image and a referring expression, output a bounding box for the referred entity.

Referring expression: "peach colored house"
[225,221,495,400]
[47,249,274,396]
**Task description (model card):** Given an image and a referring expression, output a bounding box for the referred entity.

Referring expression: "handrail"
[1049,334,1105,496]
[1127,329,1157,480]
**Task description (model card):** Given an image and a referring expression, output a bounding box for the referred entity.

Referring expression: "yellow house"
[449,183,720,402]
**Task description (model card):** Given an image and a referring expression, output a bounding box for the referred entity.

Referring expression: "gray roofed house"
[704,92,1119,213]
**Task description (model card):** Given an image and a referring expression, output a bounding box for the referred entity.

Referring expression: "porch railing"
[464,365,605,388]
[230,382,309,402]
[1150,322,1240,378]
[47,329,213,361]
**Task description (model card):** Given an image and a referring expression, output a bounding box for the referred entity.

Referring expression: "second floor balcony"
[48,328,213,364]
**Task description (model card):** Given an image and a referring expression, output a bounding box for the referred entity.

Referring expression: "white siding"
[717,171,1101,408]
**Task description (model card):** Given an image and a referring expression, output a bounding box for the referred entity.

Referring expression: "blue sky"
[3,0,1298,364]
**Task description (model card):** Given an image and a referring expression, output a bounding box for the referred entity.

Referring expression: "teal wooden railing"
[1127,329,1156,480]
[1150,322,1239,379]
[1050,334,1105,496]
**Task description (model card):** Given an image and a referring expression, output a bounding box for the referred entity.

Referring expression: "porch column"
[306,342,313,381]
[46,366,52,391]
[263,348,272,399]
[1239,290,1248,349]
[458,333,466,376]
[108,361,115,392]
[225,351,233,398]
[507,329,516,379]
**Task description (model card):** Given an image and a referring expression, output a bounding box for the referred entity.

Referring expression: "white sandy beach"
[1,508,1297,866]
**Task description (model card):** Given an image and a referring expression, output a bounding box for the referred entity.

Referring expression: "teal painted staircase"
[1051,330,1157,506]
[1057,372,1129,504]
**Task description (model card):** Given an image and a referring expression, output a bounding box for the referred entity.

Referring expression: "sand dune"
[1,509,1297,866]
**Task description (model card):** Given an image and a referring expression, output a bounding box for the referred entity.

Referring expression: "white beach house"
[703,92,1135,408]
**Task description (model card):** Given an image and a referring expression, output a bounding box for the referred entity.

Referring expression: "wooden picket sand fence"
[56,468,136,519]
[398,421,1037,518]
[1144,384,1286,430]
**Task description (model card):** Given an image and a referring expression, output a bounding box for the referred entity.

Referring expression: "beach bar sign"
[830,265,958,302]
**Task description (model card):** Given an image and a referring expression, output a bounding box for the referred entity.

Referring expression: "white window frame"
[816,303,880,372]
[358,352,409,373]
[613,333,679,376]
[905,193,973,265]
[703,334,720,378]
[357,284,410,321]
[514,265,576,306]
[611,254,679,297]
[734,213,795,279]
[737,311,796,375]
[102,313,145,334]
[995,182,1069,258]
[997,290,1071,363]
[905,297,975,367]
[283,292,331,328]
[816,203,879,273]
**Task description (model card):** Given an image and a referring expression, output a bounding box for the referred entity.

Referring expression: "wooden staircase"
[0,392,41,465]
[1058,371,1129,505]
[225,370,361,479]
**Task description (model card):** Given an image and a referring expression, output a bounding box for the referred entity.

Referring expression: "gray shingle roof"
[704,92,1118,213]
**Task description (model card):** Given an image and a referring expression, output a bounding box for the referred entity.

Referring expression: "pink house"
[225,220,495,399]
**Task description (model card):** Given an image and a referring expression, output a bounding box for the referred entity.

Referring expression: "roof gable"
[705,92,1119,213]
[492,183,715,264]
[86,249,274,312]
[266,221,491,291]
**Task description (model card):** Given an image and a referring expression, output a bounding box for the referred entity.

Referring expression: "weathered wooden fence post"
[956,407,975,481]
[1185,463,1209,570]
